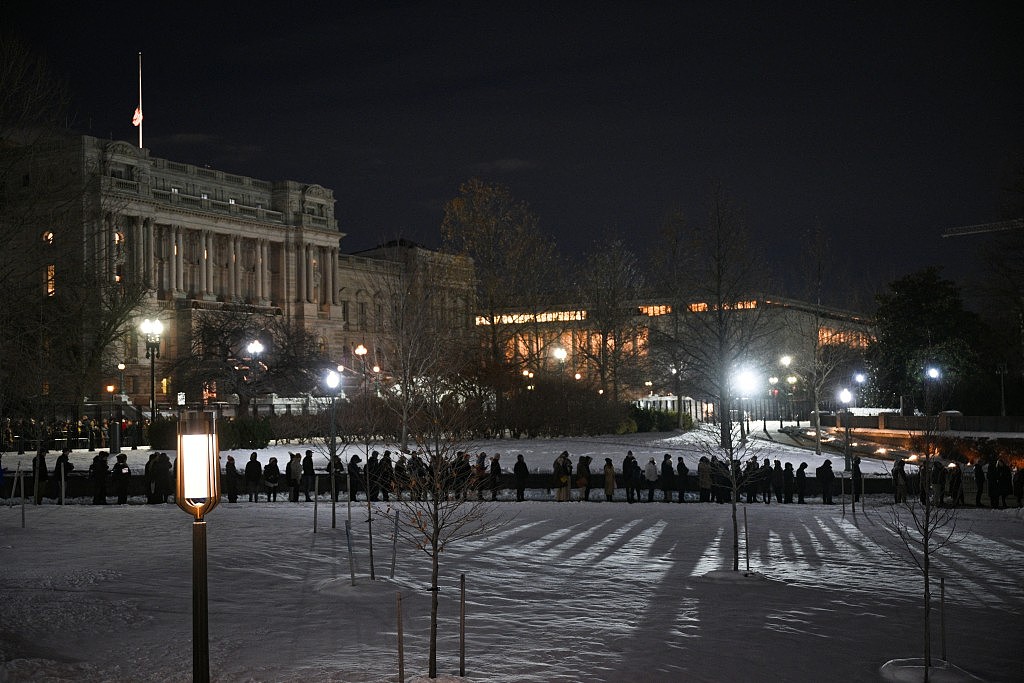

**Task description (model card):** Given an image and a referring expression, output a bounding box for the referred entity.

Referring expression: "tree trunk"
[429,533,440,678]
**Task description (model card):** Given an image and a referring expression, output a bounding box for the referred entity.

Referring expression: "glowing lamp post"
[140,318,163,422]
[106,384,120,454]
[176,410,220,683]
[839,388,853,471]
[356,344,368,387]
[325,370,341,528]
[247,340,264,418]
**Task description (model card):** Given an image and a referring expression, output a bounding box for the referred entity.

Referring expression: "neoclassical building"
[0,131,472,412]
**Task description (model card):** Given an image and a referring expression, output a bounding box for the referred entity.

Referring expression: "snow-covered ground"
[1,432,1021,682]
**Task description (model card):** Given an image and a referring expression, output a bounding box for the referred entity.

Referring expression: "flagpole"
[137,52,143,148]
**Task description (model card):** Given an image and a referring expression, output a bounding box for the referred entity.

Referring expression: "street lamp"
[247,340,265,418]
[106,384,119,454]
[354,343,368,389]
[175,410,220,683]
[325,369,341,528]
[839,387,853,471]
[924,366,941,415]
[140,318,163,422]
[733,369,759,442]
[854,372,866,407]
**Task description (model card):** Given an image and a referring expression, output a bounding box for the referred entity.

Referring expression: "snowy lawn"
[1,434,1021,682]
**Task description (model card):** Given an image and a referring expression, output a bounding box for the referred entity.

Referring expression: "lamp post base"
[193,520,210,683]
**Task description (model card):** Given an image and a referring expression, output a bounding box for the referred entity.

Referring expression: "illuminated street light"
[839,388,853,471]
[175,410,220,683]
[354,344,368,389]
[140,318,163,422]
[246,340,264,418]
[325,370,341,528]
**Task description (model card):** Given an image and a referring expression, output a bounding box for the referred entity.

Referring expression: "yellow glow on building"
[476,310,587,326]
[688,300,758,312]
[640,304,671,316]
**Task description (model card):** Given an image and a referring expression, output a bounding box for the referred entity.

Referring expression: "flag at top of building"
[133,52,143,148]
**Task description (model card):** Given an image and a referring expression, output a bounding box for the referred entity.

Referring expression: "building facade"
[0,132,472,413]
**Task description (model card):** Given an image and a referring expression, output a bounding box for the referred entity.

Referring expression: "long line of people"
[9,447,1024,507]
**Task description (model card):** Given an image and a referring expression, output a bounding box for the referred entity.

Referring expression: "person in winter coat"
[644,457,659,502]
[759,458,773,504]
[851,457,863,503]
[347,455,362,501]
[263,457,281,502]
[576,455,592,501]
[796,462,808,504]
[379,451,394,501]
[622,452,638,504]
[144,452,159,503]
[973,460,985,507]
[111,453,131,504]
[997,460,1012,508]
[224,455,240,503]
[153,452,173,503]
[892,459,908,504]
[513,454,529,501]
[816,460,835,504]
[302,450,316,502]
[603,458,616,502]
[32,449,50,505]
[244,452,262,502]
[489,453,503,501]
[629,453,644,503]
[660,454,675,503]
[553,451,572,502]
[474,452,488,500]
[89,451,110,505]
[743,457,760,503]
[676,457,689,503]
[53,448,74,504]
[771,460,784,503]
[698,456,712,503]
[783,462,795,503]
[285,452,302,502]
[948,462,964,507]
[1013,466,1024,508]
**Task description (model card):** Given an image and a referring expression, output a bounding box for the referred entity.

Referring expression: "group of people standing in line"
[10,446,1023,509]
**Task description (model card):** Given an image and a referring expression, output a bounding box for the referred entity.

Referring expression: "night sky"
[6,2,1023,305]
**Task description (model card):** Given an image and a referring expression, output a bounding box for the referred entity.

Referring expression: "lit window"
[46,264,55,296]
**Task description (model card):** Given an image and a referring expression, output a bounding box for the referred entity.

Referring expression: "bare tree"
[172,308,325,413]
[574,235,646,402]
[693,422,769,572]
[881,412,966,682]
[441,178,560,435]
[673,184,776,448]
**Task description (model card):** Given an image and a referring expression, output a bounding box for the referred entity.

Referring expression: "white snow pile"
[1,433,1021,682]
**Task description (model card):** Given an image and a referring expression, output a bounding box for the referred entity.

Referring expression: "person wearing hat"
[603,458,616,502]
[111,452,131,504]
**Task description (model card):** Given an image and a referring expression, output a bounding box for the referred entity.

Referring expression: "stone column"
[145,220,155,289]
[198,231,208,295]
[175,227,185,293]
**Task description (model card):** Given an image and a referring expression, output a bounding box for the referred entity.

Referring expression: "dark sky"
[7,2,1023,305]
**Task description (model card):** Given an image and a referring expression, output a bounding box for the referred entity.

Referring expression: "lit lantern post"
[247,340,265,418]
[176,410,220,683]
[140,318,163,423]
[839,388,853,471]
[325,369,341,529]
